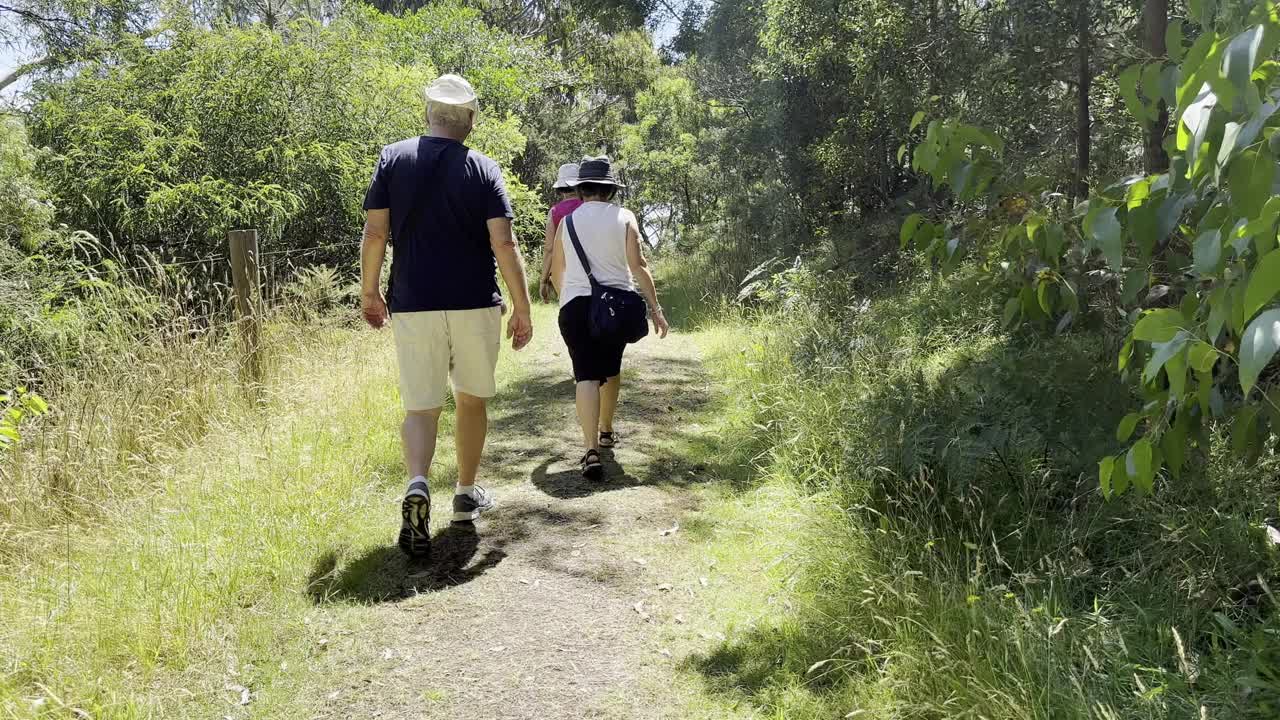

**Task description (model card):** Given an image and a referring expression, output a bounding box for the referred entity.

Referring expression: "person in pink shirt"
[539,162,582,302]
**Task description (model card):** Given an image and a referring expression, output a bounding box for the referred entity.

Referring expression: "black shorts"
[558,296,626,384]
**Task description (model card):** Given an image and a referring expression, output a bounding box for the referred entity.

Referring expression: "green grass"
[0,306,564,718]
[655,266,1280,719]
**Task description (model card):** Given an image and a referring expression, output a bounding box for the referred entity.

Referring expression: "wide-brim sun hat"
[554,163,580,190]
[574,156,625,187]
[424,73,480,114]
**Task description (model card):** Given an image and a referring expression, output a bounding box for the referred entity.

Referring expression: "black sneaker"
[581,450,603,481]
[452,485,496,523]
[398,479,431,558]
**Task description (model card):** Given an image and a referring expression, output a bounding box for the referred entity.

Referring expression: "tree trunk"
[1074,0,1091,201]
[1143,0,1170,173]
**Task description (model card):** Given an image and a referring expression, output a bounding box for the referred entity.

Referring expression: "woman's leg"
[576,380,602,451]
[599,375,620,433]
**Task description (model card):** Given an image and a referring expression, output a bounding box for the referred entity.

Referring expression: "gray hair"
[427,102,474,134]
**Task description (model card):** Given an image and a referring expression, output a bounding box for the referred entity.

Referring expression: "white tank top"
[557,201,636,307]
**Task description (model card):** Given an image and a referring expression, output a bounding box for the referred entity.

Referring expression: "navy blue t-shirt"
[362,136,514,312]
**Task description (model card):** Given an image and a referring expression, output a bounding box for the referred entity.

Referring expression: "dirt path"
[303,317,721,719]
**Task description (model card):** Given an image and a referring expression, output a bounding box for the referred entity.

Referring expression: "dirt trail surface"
[304,319,719,719]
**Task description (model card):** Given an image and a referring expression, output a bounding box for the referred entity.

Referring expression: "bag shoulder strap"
[565,214,596,283]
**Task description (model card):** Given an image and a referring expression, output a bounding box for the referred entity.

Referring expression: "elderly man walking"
[360,73,533,558]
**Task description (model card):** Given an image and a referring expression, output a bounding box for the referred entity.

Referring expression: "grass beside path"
[1,305,814,719]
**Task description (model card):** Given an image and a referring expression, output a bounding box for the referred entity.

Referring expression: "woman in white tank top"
[551,157,669,480]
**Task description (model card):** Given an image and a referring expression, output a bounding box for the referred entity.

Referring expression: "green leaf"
[910,111,926,132]
[1143,62,1165,107]
[1198,368,1214,415]
[1228,149,1276,220]
[1037,280,1053,313]
[1222,25,1265,101]
[1119,336,1135,371]
[1189,340,1219,373]
[1127,438,1155,494]
[1122,267,1149,305]
[1239,308,1280,396]
[1114,452,1132,495]
[1026,214,1043,241]
[1044,224,1065,260]
[1162,412,1189,480]
[900,213,923,250]
[1002,296,1020,328]
[1084,206,1123,270]
[1167,21,1185,62]
[1117,413,1141,442]
[1099,456,1115,498]
[25,394,47,414]
[1166,348,1189,397]
[897,144,908,165]
[1232,404,1260,456]
[1133,309,1185,342]
[1120,64,1152,126]
[1182,86,1219,171]
[1193,229,1223,276]
[1245,249,1280,322]
[1208,283,1231,340]
[1144,331,1190,382]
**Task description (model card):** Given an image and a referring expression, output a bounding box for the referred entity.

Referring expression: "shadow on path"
[305,503,613,604]
[306,523,502,603]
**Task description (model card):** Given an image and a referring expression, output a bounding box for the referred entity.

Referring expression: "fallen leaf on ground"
[674,615,686,624]
[633,601,650,620]
[633,558,648,566]
[658,648,672,657]
[699,577,708,587]
[326,690,341,701]
[381,648,395,660]
[573,542,586,549]
[657,583,673,591]
[490,645,506,653]
[571,550,582,557]
[660,524,679,536]
[518,578,531,585]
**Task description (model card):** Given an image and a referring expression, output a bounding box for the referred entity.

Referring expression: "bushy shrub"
[28,2,552,271]
[705,258,1280,717]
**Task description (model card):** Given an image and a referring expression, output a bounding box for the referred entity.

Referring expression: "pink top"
[550,198,583,229]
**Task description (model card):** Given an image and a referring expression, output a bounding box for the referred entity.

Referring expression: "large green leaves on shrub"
[902,0,1280,497]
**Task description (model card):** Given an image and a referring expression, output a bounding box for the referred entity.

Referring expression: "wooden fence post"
[228,229,263,387]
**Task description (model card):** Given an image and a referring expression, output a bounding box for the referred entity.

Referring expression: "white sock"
[406,475,429,496]
[455,484,476,497]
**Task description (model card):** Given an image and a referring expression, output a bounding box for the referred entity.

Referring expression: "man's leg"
[454,392,487,488]
[392,310,449,558]
[447,307,501,522]
[599,375,620,433]
[402,408,443,480]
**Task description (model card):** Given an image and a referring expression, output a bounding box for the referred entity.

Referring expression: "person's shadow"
[530,449,639,498]
[306,523,505,604]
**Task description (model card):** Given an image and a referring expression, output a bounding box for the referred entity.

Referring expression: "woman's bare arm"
[625,217,668,338]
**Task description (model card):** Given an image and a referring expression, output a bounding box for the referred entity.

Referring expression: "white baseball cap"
[424,73,479,114]
[553,163,580,190]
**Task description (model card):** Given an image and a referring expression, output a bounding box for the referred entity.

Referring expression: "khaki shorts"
[391,307,502,411]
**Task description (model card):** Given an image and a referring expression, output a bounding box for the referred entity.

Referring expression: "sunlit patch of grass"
[0,305,562,718]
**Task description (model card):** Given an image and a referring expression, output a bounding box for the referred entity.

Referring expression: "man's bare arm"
[488,217,533,350]
[361,209,391,328]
